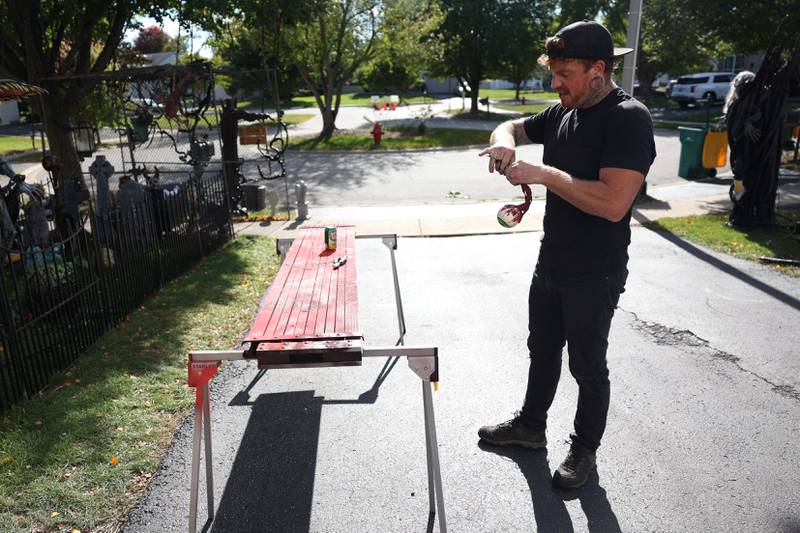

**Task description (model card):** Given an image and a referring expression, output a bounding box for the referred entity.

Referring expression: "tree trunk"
[636,63,660,98]
[469,73,481,113]
[35,94,84,187]
[638,71,658,97]
[319,107,337,139]
[515,82,521,101]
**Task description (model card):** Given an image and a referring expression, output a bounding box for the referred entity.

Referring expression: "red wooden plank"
[245,229,308,341]
[312,229,337,337]
[333,227,350,333]
[324,235,342,335]
[267,228,319,339]
[282,231,324,337]
[337,231,358,332]
[295,233,333,337]
[342,227,359,333]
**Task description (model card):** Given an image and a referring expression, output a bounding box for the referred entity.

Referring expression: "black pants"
[519,267,627,452]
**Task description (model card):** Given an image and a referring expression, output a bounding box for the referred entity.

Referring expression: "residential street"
[123,230,800,532]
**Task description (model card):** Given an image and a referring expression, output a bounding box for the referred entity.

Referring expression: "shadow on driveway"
[478,442,621,533]
[212,390,323,533]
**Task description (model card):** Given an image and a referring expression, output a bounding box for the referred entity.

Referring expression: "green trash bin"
[678,126,712,179]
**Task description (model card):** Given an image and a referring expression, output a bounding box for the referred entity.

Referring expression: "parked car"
[669,72,734,107]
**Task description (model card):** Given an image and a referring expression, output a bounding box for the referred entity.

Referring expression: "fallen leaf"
[51,511,60,517]
[110,456,119,466]
[1,455,11,464]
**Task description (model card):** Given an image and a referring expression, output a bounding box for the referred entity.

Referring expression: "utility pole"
[622,0,643,95]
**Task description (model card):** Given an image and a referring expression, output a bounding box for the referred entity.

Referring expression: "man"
[477,20,656,489]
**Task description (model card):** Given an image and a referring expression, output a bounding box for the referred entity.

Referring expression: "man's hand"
[478,144,516,175]
[504,160,542,185]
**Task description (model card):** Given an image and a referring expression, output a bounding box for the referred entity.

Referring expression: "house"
[0,101,20,125]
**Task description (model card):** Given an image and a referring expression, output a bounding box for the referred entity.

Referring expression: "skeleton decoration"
[90,155,115,246]
[725,18,800,228]
[22,184,49,248]
[497,184,533,228]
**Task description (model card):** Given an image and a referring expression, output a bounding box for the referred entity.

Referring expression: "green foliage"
[632,0,720,94]
[433,0,507,111]
[358,0,444,92]
[558,0,607,25]
[288,0,381,95]
[685,0,800,56]
[496,0,556,96]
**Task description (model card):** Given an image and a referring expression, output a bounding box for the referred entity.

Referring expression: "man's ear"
[592,60,605,77]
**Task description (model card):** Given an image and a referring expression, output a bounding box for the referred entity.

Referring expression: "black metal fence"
[0,170,231,410]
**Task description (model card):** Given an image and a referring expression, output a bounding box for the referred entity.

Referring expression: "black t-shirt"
[523,87,656,274]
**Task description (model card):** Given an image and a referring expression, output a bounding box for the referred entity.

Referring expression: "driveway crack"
[619,307,800,404]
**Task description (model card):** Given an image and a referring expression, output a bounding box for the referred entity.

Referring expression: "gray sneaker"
[552,442,596,489]
[478,416,547,449]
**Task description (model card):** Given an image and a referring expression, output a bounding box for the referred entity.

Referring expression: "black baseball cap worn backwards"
[542,20,633,62]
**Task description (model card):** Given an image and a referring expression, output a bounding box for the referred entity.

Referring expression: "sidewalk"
[235,178,800,239]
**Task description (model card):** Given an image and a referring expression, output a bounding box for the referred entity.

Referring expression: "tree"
[201,0,318,102]
[684,0,799,56]
[497,0,555,100]
[133,25,175,53]
[597,0,718,96]
[0,1,176,182]
[600,0,800,97]
[435,0,506,113]
[203,0,382,138]
[358,0,444,92]
[288,0,380,138]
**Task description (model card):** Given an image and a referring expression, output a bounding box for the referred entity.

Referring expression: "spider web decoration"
[122,63,215,165]
[255,116,289,181]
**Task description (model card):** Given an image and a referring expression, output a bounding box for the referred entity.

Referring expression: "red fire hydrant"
[371,122,383,145]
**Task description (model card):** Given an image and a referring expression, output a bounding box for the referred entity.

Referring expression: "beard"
[558,91,578,109]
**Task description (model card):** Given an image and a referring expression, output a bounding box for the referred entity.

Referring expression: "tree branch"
[92,3,130,73]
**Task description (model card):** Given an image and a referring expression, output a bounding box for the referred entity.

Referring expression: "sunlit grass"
[0,236,280,531]
[0,135,45,157]
[644,210,800,276]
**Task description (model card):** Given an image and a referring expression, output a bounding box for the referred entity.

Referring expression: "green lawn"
[292,126,489,150]
[495,103,552,114]
[476,89,559,101]
[644,211,800,276]
[0,236,280,531]
[0,135,45,157]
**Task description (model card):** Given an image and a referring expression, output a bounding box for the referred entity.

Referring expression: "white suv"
[669,72,734,107]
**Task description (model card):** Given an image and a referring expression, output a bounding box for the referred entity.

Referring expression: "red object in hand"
[371,123,383,145]
[497,184,533,228]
